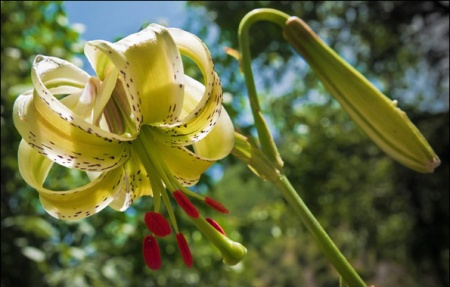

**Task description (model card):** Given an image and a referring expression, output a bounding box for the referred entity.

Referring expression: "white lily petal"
[60,93,93,123]
[59,78,99,123]
[109,147,153,211]
[31,55,134,139]
[48,85,83,95]
[13,56,133,172]
[156,143,214,186]
[163,75,223,146]
[86,171,102,181]
[108,186,133,212]
[167,27,215,120]
[160,28,222,145]
[18,140,126,220]
[137,127,208,186]
[193,106,235,161]
[93,68,119,125]
[85,24,184,128]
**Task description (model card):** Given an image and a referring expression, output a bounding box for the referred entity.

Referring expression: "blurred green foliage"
[1,1,448,287]
[1,2,83,286]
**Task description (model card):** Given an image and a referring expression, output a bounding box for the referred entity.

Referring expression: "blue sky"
[63,1,188,73]
[63,1,187,42]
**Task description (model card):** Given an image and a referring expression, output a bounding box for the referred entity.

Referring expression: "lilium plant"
[13,23,246,269]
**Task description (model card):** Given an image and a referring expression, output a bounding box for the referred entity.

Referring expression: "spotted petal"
[18,140,126,220]
[149,107,235,186]
[192,105,235,161]
[158,28,223,145]
[109,146,153,211]
[85,24,185,127]
[13,55,132,172]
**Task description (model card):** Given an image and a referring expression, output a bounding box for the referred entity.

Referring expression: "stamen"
[173,190,199,218]
[176,233,193,268]
[205,197,229,214]
[143,235,162,270]
[144,212,172,237]
[206,218,226,236]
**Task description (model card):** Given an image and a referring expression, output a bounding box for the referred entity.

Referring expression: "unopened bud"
[283,16,440,173]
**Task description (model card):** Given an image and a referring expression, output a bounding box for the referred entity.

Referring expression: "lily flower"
[13,24,246,269]
[283,17,440,173]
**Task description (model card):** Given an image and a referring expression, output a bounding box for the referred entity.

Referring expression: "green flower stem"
[272,175,365,287]
[237,8,366,286]
[232,133,366,287]
[238,8,289,169]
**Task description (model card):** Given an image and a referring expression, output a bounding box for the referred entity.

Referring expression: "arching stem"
[236,8,367,287]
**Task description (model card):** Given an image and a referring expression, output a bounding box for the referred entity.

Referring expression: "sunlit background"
[1,2,449,287]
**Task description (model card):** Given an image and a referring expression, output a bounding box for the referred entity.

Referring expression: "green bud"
[283,16,440,173]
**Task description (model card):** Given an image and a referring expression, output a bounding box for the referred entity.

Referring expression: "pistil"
[191,216,246,266]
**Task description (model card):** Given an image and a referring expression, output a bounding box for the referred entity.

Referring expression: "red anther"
[143,235,162,270]
[204,197,229,214]
[206,217,226,236]
[144,212,172,237]
[173,191,199,218]
[176,233,193,268]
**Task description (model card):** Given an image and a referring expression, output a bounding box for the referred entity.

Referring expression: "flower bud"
[283,16,440,173]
